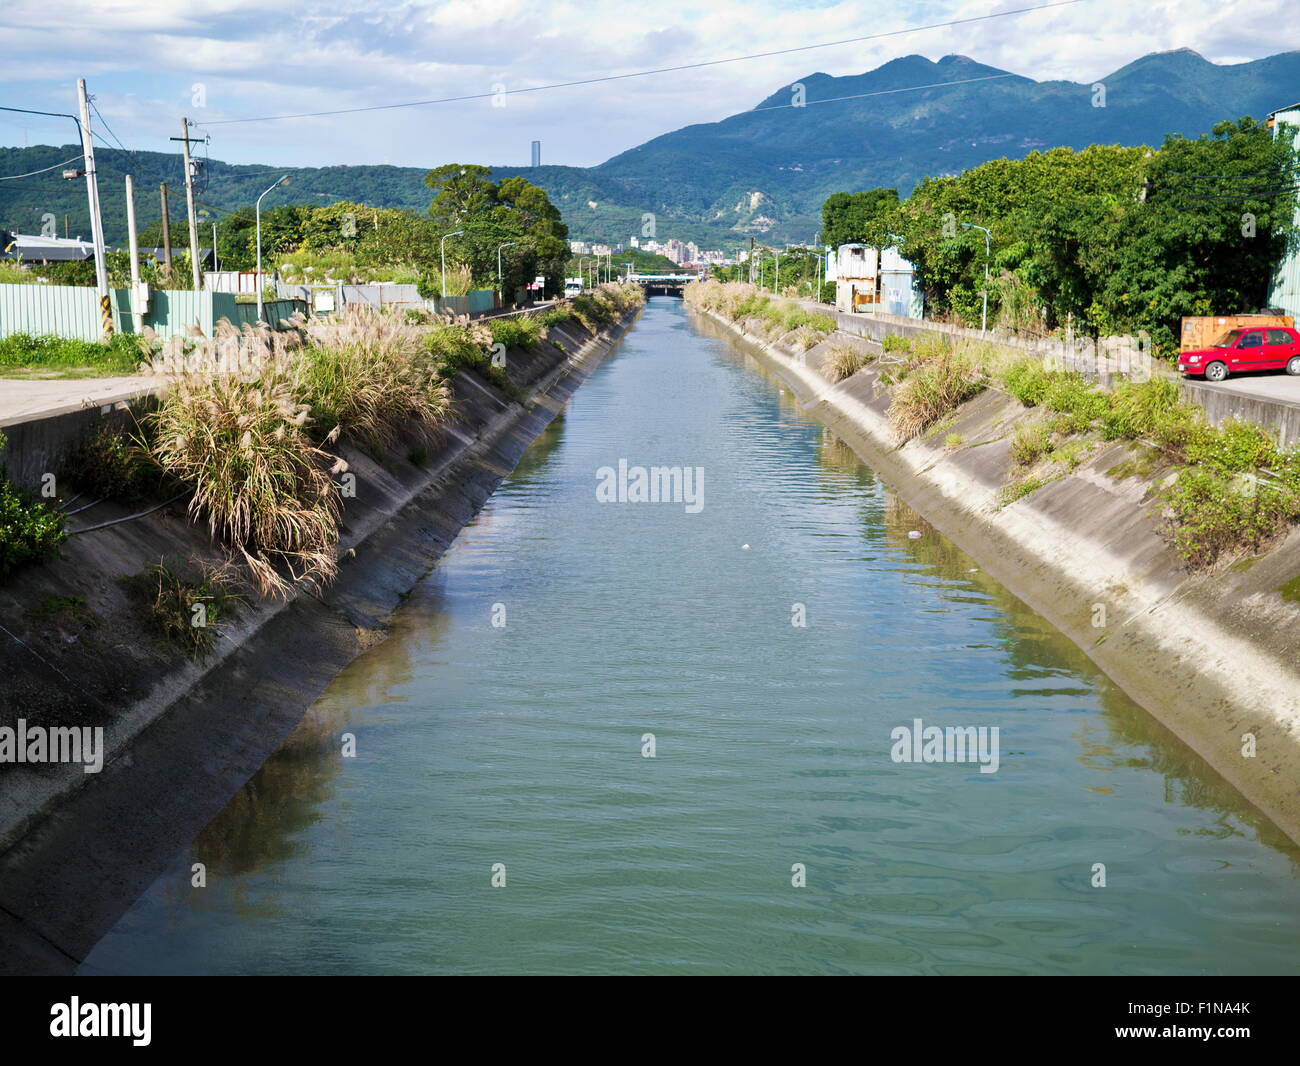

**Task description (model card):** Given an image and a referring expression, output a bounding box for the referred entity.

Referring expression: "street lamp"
[961,222,991,333]
[440,229,464,300]
[497,241,517,305]
[773,251,781,293]
[578,257,592,289]
[256,174,290,323]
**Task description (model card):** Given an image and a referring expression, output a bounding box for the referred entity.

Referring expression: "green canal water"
[82,297,1300,975]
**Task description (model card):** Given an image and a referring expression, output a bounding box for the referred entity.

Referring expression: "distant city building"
[569,240,589,255]
[531,140,541,167]
[629,236,640,249]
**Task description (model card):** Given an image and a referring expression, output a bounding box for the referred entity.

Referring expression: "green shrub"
[541,307,573,327]
[1010,421,1053,465]
[132,559,244,656]
[1184,418,1279,474]
[1163,468,1298,568]
[571,293,613,331]
[61,420,167,503]
[0,430,67,577]
[881,333,913,354]
[490,315,543,350]
[1002,360,1052,406]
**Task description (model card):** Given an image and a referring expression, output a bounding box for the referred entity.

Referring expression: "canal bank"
[689,303,1300,848]
[0,305,640,973]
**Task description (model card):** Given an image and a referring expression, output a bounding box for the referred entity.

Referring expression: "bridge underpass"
[625,273,692,296]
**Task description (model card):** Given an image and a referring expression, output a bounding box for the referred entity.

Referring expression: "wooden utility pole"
[159,182,173,276]
[172,118,203,290]
[125,175,144,333]
[76,78,113,338]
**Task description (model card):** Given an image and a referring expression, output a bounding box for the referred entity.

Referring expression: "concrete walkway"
[0,377,160,427]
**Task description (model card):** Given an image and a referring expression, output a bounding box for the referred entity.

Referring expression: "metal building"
[1267,102,1300,318]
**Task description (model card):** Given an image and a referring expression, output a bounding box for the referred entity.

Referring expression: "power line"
[197,0,1087,126]
[0,153,83,180]
[751,72,1019,113]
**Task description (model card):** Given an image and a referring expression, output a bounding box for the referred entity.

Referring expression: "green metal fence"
[0,283,306,341]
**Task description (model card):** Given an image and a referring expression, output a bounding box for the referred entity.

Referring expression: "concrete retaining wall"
[1180,378,1300,447]
[695,306,1300,849]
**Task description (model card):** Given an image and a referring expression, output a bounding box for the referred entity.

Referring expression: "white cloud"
[0,0,1291,168]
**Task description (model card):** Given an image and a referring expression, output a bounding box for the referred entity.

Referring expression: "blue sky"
[0,0,1292,171]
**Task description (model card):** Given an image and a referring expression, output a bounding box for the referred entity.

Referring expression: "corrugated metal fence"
[0,283,306,340]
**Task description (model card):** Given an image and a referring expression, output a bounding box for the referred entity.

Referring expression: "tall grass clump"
[300,307,453,455]
[147,358,343,598]
[826,344,871,383]
[888,348,983,440]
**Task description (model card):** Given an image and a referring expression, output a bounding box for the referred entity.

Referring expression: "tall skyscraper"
[531,140,541,167]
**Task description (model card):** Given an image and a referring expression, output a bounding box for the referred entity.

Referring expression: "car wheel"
[1204,361,1228,382]
[1288,356,1300,376]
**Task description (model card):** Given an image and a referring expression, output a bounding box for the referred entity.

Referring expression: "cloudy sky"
[0,0,1294,170]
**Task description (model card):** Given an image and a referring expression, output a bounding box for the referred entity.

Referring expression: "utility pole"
[76,78,112,338]
[172,118,204,290]
[159,183,173,277]
[125,175,144,333]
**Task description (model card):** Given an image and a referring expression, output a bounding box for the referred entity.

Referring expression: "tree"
[422,164,570,298]
[821,188,900,248]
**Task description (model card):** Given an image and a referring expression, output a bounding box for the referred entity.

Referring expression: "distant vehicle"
[1178,326,1300,381]
[564,277,583,298]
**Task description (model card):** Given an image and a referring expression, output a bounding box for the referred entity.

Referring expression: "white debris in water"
[742,544,750,550]
[907,530,922,539]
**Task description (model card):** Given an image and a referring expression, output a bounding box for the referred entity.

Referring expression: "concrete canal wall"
[0,308,639,972]
[694,307,1300,848]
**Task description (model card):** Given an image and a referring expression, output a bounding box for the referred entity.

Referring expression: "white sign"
[313,289,336,312]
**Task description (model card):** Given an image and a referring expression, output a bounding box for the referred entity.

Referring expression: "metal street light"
[773,251,781,293]
[497,241,517,304]
[256,174,290,323]
[578,257,592,289]
[441,230,464,300]
[961,222,992,333]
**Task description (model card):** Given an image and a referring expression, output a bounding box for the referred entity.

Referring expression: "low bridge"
[626,273,694,296]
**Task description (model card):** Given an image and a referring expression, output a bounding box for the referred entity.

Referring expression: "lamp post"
[961,222,991,333]
[774,251,781,293]
[440,229,464,300]
[256,174,290,323]
[497,241,517,305]
[578,257,592,290]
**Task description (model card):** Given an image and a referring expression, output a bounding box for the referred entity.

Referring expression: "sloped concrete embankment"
[0,310,637,973]
[693,308,1300,846]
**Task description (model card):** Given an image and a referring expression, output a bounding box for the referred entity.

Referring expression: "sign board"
[313,289,336,313]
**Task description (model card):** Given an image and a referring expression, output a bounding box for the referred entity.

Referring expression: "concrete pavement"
[0,376,159,427]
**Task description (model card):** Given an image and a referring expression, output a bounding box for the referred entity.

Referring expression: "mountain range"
[2,48,1297,249]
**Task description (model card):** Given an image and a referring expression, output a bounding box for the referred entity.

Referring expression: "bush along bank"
[686,279,1300,843]
[0,283,644,849]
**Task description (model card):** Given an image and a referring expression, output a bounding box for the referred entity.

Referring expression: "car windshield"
[1211,330,1242,347]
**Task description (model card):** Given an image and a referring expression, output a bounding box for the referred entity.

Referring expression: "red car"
[1178,326,1300,381]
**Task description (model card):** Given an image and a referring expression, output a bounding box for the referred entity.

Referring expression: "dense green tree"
[422,164,570,298]
[861,119,1297,352]
[821,188,900,248]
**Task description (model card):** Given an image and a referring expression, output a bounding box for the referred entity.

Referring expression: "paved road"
[1190,370,1300,406]
[0,377,159,425]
